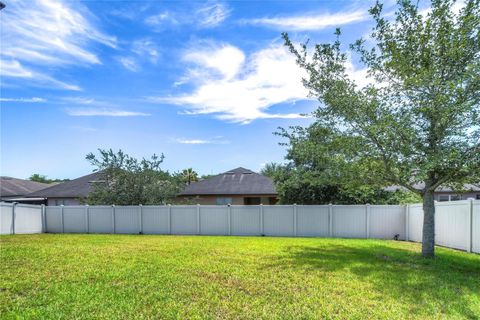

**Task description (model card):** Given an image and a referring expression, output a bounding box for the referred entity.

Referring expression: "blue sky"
[1,0,400,179]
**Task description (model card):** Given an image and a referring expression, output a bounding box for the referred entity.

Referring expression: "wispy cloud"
[117,38,160,72]
[0,0,115,90]
[243,10,366,30]
[144,11,179,27]
[175,137,230,144]
[65,108,151,117]
[0,97,46,103]
[117,57,140,72]
[196,2,231,28]
[144,1,230,30]
[148,41,309,123]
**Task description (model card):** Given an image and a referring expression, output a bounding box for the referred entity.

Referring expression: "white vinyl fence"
[406,200,479,253]
[1,201,479,254]
[0,202,44,235]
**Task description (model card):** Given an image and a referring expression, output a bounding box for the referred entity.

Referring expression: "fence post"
[228,204,232,236]
[139,204,143,234]
[41,204,46,233]
[11,202,17,235]
[85,205,89,234]
[405,204,410,241]
[366,204,370,239]
[260,204,264,235]
[468,199,473,253]
[112,205,116,234]
[328,204,333,237]
[293,204,297,237]
[61,205,65,233]
[168,204,172,234]
[197,204,201,235]
[44,204,48,233]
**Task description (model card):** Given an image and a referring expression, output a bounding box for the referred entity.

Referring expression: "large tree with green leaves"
[283,0,480,257]
[85,149,182,205]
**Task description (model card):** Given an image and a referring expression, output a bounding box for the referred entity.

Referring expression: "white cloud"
[117,38,160,72]
[244,10,366,30]
[144,2,230,29]
[176,137,230,145]
[65,108,150,117]
[132,39,160,64]
[0,0,115,90]
[196,2,231,28]
[117,57,140,72]
[183,44,245,80]
[144,11,178,26]
[149,42,310,123]
[0,97,46,103]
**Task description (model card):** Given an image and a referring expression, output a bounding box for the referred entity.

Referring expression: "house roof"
[26,171,103,198]
[385,183,480,193]
[178,167,277,196]
[0,177,50,198]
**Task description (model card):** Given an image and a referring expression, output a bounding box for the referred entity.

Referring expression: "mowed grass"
[1,235,479,319]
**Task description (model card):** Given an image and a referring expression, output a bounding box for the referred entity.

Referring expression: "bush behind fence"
[1,201,479,254]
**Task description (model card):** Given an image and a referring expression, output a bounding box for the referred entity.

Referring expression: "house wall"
[47,198,81,206]
[434,192,480,201]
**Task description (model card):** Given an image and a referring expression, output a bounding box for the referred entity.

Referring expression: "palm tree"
[181,168,198,185]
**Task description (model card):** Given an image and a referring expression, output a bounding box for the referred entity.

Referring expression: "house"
[0,176,50,204]
[433,184,480,201]
[386,183,480,201]
[26,171,103,206]
[178,167,278,205]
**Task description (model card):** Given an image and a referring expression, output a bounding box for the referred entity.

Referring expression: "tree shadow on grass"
[261,241,480,318]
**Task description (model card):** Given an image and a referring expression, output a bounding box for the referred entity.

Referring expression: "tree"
[180,168,199,185]
[29,174,69,184]
[85,149,182,205]
[283,0,480,257]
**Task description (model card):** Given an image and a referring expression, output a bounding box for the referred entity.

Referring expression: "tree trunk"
[421,190,435,258]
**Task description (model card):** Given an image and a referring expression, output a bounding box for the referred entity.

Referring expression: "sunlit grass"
[1,234,479,319]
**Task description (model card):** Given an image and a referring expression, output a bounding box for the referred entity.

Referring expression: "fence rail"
[1,201,479,254]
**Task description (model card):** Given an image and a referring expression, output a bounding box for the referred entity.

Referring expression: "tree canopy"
[283,0,480,257]
[84,149,182,205]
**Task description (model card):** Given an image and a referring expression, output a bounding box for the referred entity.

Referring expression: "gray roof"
[385,183,480,192]
[179,167,277,196]
[26,171,103,198]
[0,177,50,198]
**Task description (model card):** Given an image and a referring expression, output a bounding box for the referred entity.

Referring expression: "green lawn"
[1,235,479,319]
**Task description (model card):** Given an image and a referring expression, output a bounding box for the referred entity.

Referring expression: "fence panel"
[296,205,329,237]
[0,203,14,235]
[63,206,87,233]
[88,206,113,234]
[332,205,367,238]
[369,205,406,240]
[115,206,140,234]
[263,205,295,236]
[435,201,471,251]
[46,206,63,233]
[231,206,261,236]
[171,206,197,234]
[472,201,480,254]
[200,206,228,235]
[142,206,170,234]
[407,204,423,242]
